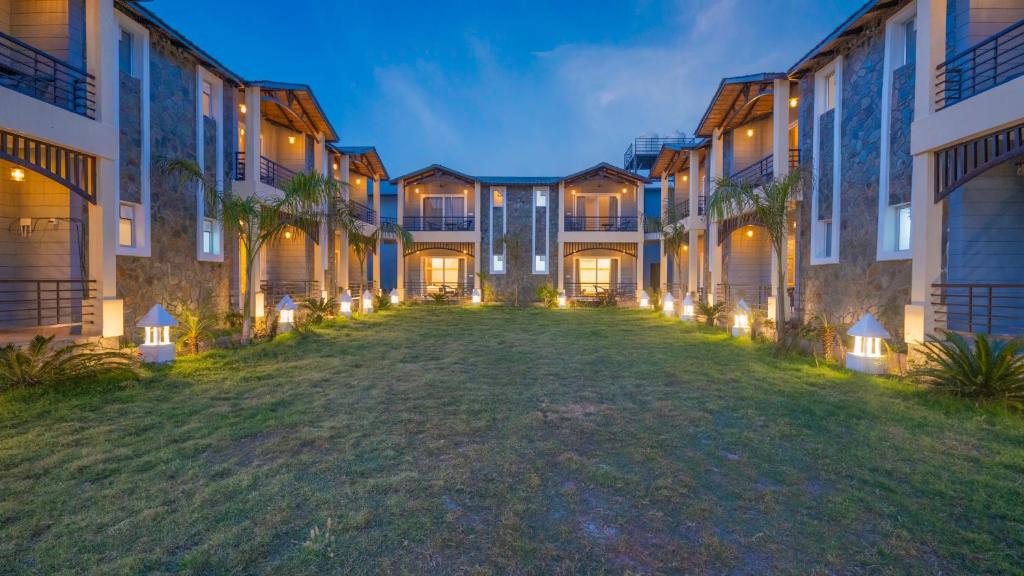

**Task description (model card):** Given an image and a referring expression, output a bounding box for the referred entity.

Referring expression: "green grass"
[2,307,1023,574]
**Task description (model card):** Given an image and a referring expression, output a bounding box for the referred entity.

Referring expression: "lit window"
[119,203,135,247]
[118,30,134,76]
[493,189,504,207]
[202,217,220,255]
[202,81,213,118]
[896,204,911,252]
[578,258,611,295]
[535,255,547,272]
[824,72,836,111]
[535,189,547,207]
[426,257,461,291]
[492,254,505,273]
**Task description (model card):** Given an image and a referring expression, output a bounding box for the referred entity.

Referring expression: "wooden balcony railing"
[936,19,1024,110]
[931,283,1024,336]
[729,150,800,187]
[234,152,298,190]
[0,279,95,329]
[564,216,639,232]
[715,283,772,311]
[0,31,96,118]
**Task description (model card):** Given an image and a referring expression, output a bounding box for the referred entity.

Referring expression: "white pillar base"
[731,326,751,338]
[140,343,175,364]
[846,353,887,375]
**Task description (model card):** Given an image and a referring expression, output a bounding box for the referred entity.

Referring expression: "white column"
[339,156,351,290]
[474,182,482,289]
[906,0,947,344]
[396,181,405,298]
[313,134,327,296]
[768,79,793,320]
[243,86,260,185]
[708,128,724,303]
[372,178,381,290]
[557,181,565,293]
[659,175,669,292]
[557,241,565,291]
[688,150,701,296]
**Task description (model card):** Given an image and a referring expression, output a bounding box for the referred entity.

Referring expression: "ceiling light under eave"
[10,167,26,182]
[288,136,296,144]
[789,97,799,108]
[239,103,247,114]
[746,128,755,138]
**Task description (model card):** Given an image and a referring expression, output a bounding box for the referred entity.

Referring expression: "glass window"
[535,190,546,207]
[535,255,547,273]
[824,72,836,111]
[202,218,220,255]
[118,30,134,76]
[823,221,833,258]
[492,254,505,273]
[119,203,135,247]
[202,81,213,118]
[578,258,612,294]
[426,257,461,288]
[903,18,917,66]
[896,204,912,251]
[493,189,504,207]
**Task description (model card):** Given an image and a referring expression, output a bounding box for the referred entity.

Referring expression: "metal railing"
[564,216,639,232]
[624,136,699,170]
[936,19,1024,109]
[715,283,772,311]
[402,216,474,231]
[729,150,800,187]
[668,194,706,222]
[0,279,95,329]
[0,31,96,118]
[260,280,320,309]
[565,282,637,302]
[234,152,298,190]
[931,283,1024,336]
[349,200,377,225]
[403,282,472,300]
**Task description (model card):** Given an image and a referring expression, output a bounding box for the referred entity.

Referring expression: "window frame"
[115,14,150,257]
[810,56,842,265]
[195,65,225,261]
[489,187,507,275]
[118,202,137,248]
[532,188,550,274]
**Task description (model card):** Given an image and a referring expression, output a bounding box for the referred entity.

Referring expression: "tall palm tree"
[347,221,412,295]
[165,160,353,342]
[706,168,806,339]
[653,209,689,300]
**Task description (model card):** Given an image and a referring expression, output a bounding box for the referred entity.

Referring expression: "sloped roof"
[562,162,647,186]
[650,139,709,178]
[789,0,898,79]
[250,81,338,142]
[329,145,389,180]
[476,176,563,186]
[391,164,478,185]
[695,73,786,138]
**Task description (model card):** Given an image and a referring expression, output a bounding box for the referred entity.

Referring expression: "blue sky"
[148,0,864,176]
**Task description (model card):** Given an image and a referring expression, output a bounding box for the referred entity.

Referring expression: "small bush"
[374,292,392,310]
[302,297,337,325]
[0,335,138,390]
[913,331,1024,405]
[172,301,217,355]
[223,308,243,329]
[429,291,448,304]
[536,285,559,309]
[696,300,727,327]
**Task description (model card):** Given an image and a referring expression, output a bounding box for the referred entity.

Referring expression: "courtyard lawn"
[1,307,1023,575]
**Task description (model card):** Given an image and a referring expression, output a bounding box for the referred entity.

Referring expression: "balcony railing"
[931,283,1024,336]
[234,152,298,190]
[404,281,472,300]
[624,136,699,171]
[729,150,801,187]
[403,216,474,232]
[0,31,95,118]
[715,283,772,311]
[349,200,377,225]
[668,194,707,222]
[260,280,320,310]
[564,282,637,302]
[936,19,1024,110]
[0,279,95,329]
[564,216,639,232]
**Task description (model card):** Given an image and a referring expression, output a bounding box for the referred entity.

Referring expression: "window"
[533,188,549,274]
[202,217,220,255]
[812,57,842,264]
[534,255,547,273]
[493,189,504,207]
[422,195,466,224]
[578,258,612,295]
[119,30,134,75]
[119,203,135,247]
[824,72,836,111]
[823,221,833,258]
[901,18,917,67]
[535,190,546,207]
[425,257,462,291]
[202,81,213,118]
[490,188,506,274]
[895,204,912,252]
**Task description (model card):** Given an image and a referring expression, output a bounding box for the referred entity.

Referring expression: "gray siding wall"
[723,229,772,294]
[948,0,1024,57]
[946,162,1024,283]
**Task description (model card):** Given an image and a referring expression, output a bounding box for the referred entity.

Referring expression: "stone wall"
[115,31,238,339]
[795,23,913,338]
[888,63,915,205]
[480,184,559,301]
[119,72,142,204]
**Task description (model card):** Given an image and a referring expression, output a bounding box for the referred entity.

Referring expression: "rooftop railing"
[0,31,95,118]
[624,136,699,171]
[936,19,1024,110]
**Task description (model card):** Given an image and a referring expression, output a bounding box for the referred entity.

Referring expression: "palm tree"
[165,160,352,342]
[653,209,688,300]
[347,222,412,295]
[706,168,806,339]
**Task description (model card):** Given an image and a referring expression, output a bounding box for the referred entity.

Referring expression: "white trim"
[877,1,917,262]
[810,56,843,265]
[532,187,550,274]
[115,13,150,257]
[489,187,507,274]
[195,64,224,262]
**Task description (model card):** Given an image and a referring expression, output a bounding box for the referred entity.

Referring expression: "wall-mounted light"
[789,97,799,109]
[10,167,25,182]
[621,188,627,193]
[414,187,420,194]
[746,128,755,138]
[240,127,245,136]
[683,244,689,251]
[746,226,754,238]
[332,162,339,170]
[288,136,296,144]
[239,103,247,114]
[682,174,689,182]
[356,178,363,184]
[284,230,293,240]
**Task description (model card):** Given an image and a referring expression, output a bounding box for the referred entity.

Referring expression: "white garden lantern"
[662,292,675,316]
[639,290,651,309]
[731,299,751,338]
[276,294,297,333]
[557,290,567,309]
[846,313,890,375]
[339,290,353,318]
[361,289,374,314]
[137,304,177,364]
[389,288,400,305]
[681,293,696,322]
[471,288,482,305]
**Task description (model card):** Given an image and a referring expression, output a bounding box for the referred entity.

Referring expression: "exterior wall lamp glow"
[339,290,353,318]
[662,292,675,316]
[731,299,751,338]
[137,304,177,364]
[681,293,695,322]
[11,167,26,182]
[276,294,296,333]
[846,313,890,374]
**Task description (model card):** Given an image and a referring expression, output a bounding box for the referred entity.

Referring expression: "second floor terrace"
[936,11,1024,110]
[562,163,645,235]
[396,165,478,235]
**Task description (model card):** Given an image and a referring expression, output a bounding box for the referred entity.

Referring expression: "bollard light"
[662,292,675,316]
[846,313,890,374]
[681,293,695,322]
[471,288,482,305]
[276,294,296,333]
[137,304,178,364]
[362,290,374,314]
[339,290,353,318]
[731,299,751,338]
[390,288,400,305]
[639,290,651,309]
[557,290,567,309]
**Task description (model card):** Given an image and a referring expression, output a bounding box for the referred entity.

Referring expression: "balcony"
[669,195,706,221]
[403,216,474,232]
[564,282,637,303]
[931,283,1024,336]
[730,150,800,186]
[234,152,297,190]
[623,136,699,172]
[260,280,320,308]
[936,19,1024,110]
[0,279,95,330]
[349,200,377,226]
[403,281,472,301]
[0,31,95,118]
[564,216,639,232]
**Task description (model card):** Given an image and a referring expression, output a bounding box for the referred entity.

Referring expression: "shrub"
[223,308,243,329]
[429,291,448,304]
[374,292,392,310]
[302,297,337,325]
[173,301,217,355]
[913,331,1024,404]
[696,300,727,327]
[0,335,137,390]
[536,285,559,309]
[812,314,838,362]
